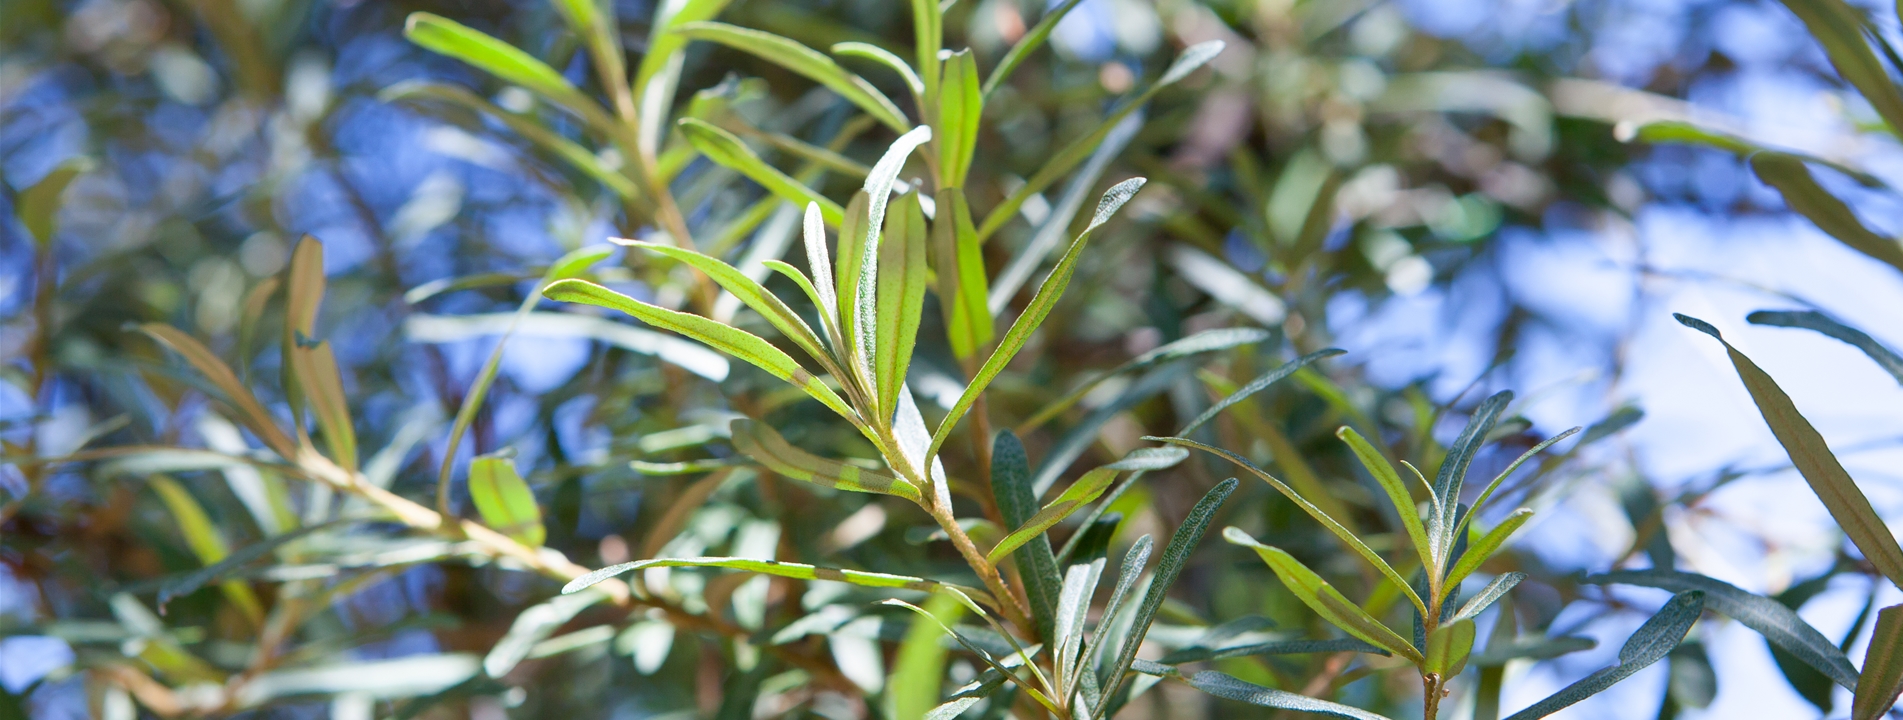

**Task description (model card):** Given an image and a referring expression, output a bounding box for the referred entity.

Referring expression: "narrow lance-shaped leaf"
[623,239,838,377]
[1186,672,1395,720]
[1853,605,1903,720]
[1443,509,1533,592]
[156,520,351,609]
[831,42,923,97]
[926,178,1146,464]
[1077,533,1154,697]
[545,279,862,428]
[889,592,965,720]
[835,191,871,356]
[976,42,1222,243]
[403,13,599,121]
[1224,528,1425,664]
[988,447,1186,564]
[981,0,1087,98]
[729,419,920,502]
[1676,314,1903,589]
[565,557,993,607]
[289,340,357,470]
[800,202,842,343]
[1453,572,1527,623]
[1096,478,1238,718]
[875,192,930,419]
[1023,327,1275,432]
[853,126,935,394]
[909,0,940,101]
[1460,427,1581,538]
[932,188,993,360]
[137,324,296,459]
[1776,0,1903,135]
[1431,391,1512,556]
[1503,591,1705,720]
[1177,348,1346,435]
[1583,569,1859,690]
[674,22,910,132]
[468,454,545,547]
[1339,427,1433,571]
[991,431,1061,643]
[1749,153,1903,276]
[677,119,845,225]
[1748,310,1903,386]
[937,50,982,188]
[149,475,264,623]
[1155,437,1429,619]
[1163,638,1389,665]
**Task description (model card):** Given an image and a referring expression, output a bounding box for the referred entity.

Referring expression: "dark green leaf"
[1503,590,1705,719]
[1585,569,1859,689]
[1187,672,1395,720]
[1748,310,1903,385]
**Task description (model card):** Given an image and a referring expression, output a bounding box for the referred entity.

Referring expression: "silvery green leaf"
[1502,590,1704,719]
[1584,569,1857,689]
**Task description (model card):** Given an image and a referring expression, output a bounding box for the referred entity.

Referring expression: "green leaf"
[851,126,935,394]
[634,0,733,99]
[380,81,640,199]
[836,191,872,352]
[988,468,1117,564]
[1452,572,1526,622]
[798,202,844,347]
[927,178,1146,464]
[936,50,982,188]
[1161,637,1389,665]
[288,339,357,470]
[1186,671,1395,719]
[1502,590,1705,720]
[1430,391,1512,557]
[1339,427,1433,571]
[909,0,941,102]
[1459,428,1580,538]
[1853,605,1903,720]
[1442,509,1532,592]
[875,192,930,419]
[1676,314,1903,589]
[729,419,920,502]
[1748,153,1903,276]
[1023,328,1275,432]
[17,156,90,247]
[563,557,992,605]
[403,13,596,119]
[975,41,1221,243]
[1156,438,1428,619]
[149,475,264,623]
[889,592,965,720]
[1425,618,1477,677]
[1583,569,1859,690]
[137,324,297,459]
[1777,0,1903,135]
[932,188,993,360]
[1748,310,1903,385]
[1096,478,1238,718]
[467,455,545,547]
[881,598,1060,714]
[1177,348,1346,434]
[675,22,910,132]
[678,118,845,225]
[991,431,1061,644]
[1473,635,1598,667]
[832,41,923,96]
[545,279,863,427]
[405,311,729,381]
[1223,528,1425,664]
[624,239,838,376]
[981,0,1087,99]
[1076,533,1154,698]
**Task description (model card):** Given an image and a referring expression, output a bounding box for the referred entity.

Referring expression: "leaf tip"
[1673,313,1722,340]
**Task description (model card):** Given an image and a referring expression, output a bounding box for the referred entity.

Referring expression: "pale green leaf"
[1224,528,1425,664]
[468,455,545,547]
[677,118,845,225]
[729,419,920,502]
[675,21,910,131]
[17,156,91,247]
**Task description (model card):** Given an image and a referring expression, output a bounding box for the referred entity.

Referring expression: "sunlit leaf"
[1748,153,1903,276]
[468,455,545,547]
[927,178,1146,463]
[677,118,845,225]
[729,419,920,502]
[1443,509,1532,592]
[890,592,965,720]
[17,156,90,247]
[675,22,910,132]
[1023,328,1275,432]
[1776,0,1903,135]
[137,324,296,459]
[483,590,604,677]
[1853,605,1903,720]
[149,475,263,623]
[981,0,1087,98]
[1453,572,1527,622]
[1425,618,1477,677]
[403,13,598,121]
[566,557,992,606]
[1097,478,1238,718]
[1677,314,1903,589]
[932,188,993,360]
[936,50,982,188]
[1224,527,1425,664]
[875,192,930,419]
[1178,348,1345,434]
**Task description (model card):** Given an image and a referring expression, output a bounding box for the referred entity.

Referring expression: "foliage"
[3,0,1901,718]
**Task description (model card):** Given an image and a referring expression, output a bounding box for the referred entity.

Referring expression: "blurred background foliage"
[2,0,1901,718]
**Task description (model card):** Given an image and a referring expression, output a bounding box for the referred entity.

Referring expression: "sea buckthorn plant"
[7,0,1903,718]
